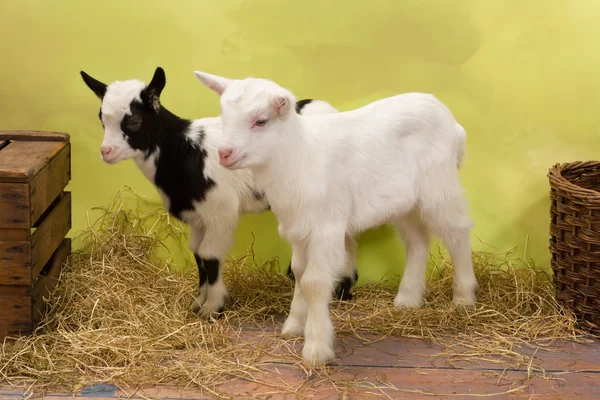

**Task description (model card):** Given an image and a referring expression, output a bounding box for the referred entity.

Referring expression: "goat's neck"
[253,118,312,204]
[154,107,191,146]
[133,106,193,180]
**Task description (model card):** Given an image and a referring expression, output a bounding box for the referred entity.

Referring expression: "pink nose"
[218,147,232,161]
[100,145,113,156]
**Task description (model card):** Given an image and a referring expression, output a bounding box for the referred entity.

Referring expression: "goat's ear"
[142,67,166,111]
[193,71,231,96]
[80,71,107,99]
[271,95,292,116]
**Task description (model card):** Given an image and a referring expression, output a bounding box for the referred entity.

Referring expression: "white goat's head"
[194,71,297,170]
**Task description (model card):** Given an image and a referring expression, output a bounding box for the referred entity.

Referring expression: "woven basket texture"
[549,161,600,334]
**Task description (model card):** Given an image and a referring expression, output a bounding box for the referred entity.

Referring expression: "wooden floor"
[1,332,598,399]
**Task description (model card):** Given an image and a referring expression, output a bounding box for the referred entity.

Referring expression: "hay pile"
[0,190,592,397]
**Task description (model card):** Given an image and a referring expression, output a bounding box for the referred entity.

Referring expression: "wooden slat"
[0,229,29,241]
[0,141,65,182]
[0,192,71,286]
[30,192,71,280]
[243,329,600,373]
[0,240,69,341]
[29,143,71,225]
[0,296,32,339]
[0,240,31,285]
[0,183,30,228]
[31,239,70,325]
[0,285,27,296]
[0,130,70,143]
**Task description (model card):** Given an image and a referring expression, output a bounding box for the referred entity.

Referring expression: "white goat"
[80,67,357,318]
[194,71,479,366]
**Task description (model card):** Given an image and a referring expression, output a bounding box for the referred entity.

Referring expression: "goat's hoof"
[393,292,423,309]
[191,298,225,319]
[453,281,478,308]
[282,317,305,338]
[452,293,477,308]
[302,341,336,367]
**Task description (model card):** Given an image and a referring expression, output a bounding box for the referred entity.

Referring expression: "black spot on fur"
[118,98,216,219]
[194,254,207,286]
[153,124,216,219]
[203,258,220,285]
[295,99,314,114]
[336,276,355,301]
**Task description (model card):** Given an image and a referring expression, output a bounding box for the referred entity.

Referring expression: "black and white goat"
[80,67,358,317]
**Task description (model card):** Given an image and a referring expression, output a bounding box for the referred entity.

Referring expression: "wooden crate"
[0,130,72,340]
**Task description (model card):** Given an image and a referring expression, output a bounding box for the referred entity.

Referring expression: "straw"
[0,189,592,398]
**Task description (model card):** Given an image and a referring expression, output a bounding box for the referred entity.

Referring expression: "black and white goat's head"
[80,67,172,164]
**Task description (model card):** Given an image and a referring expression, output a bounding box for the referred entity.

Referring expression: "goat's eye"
[255,119,268,127]
[127,116,142,131]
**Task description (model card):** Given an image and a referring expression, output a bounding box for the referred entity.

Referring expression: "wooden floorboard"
[234,330,600,372]
[0,334,598,399]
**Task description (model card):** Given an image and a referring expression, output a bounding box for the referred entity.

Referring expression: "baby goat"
[194,71,478,365]
[80,67,358,318]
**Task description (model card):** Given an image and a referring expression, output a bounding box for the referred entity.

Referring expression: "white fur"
[97,78,339,317]
[194,72,478,366]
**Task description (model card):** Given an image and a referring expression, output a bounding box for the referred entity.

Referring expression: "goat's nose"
[100,145,113,156]
[218,147,232,161]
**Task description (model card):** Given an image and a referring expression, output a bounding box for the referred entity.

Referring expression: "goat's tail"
[455,122,467,169]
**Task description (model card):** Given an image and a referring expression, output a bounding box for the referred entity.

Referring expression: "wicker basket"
[548,161,600,334]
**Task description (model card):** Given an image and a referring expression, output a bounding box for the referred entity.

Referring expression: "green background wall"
[2,0,599,283]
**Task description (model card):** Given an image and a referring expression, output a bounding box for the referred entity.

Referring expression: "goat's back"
[297,93,466,233]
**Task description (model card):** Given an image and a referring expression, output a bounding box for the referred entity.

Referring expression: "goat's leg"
[282,243,308,338]
[420,187,478,306]
[335,235,358,301]
[288,235,358,301]
[190,220,235,317]
[192,254,208,306]
[188,227,209,312]
[300,227,346,366]
[392,210,430,308]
